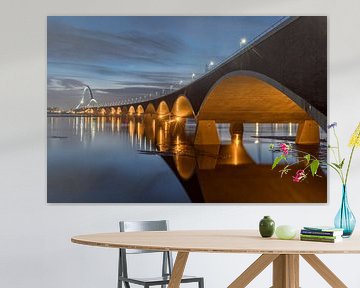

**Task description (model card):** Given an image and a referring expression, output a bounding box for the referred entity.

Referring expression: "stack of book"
[300,226,344,243]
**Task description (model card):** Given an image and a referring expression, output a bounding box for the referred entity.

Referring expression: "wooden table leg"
[228,254,279,288]
[301,254,347,288]
[272,254,299,288]
[168,252,189,288]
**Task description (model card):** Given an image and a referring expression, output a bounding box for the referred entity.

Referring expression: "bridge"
[74,16,327,145]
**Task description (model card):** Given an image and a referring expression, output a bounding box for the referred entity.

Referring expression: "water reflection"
[48,115,327,203]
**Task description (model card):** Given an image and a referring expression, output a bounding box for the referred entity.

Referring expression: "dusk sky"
[47,16,284,109]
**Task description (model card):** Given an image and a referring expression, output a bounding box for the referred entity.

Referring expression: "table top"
[71,230,360,254]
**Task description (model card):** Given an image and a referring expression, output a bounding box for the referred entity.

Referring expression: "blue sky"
[47,16,284,109]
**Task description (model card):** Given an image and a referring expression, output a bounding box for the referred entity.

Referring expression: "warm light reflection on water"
[47,116,327,203]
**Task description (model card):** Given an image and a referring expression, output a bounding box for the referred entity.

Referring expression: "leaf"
[272,155,285,170]
[332,162,341,169]
[332,160,344,169]
[339,158,345,169]
[304,154,311,165]
[310,160,320,176]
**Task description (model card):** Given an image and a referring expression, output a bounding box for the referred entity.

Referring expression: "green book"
[300,236,342,243]
[300,234,339,240]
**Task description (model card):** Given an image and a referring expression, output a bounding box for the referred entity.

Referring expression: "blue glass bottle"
[334,185,356,237]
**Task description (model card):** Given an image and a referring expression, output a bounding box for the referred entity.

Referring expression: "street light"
[240,38,247,47]
[206,61,215,72]
[192,73,196,80]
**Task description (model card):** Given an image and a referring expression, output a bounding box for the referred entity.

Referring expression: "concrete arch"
[121,106,128,114]
[156,101,170,116]
[116,107,122,115]
[98,108,106,115]
[128,106,135,115]
[171,95,195,118]
[145,103,156,114]
[136,105,144,115]
[110,107,116,115]
[198,70,315,124]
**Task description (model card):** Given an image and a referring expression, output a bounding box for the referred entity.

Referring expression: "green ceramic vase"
[259,216,275,238]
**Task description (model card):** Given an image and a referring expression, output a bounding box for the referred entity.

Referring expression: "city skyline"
[47,16,283,109]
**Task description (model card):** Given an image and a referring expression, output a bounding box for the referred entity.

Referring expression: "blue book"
[302,226,343,237]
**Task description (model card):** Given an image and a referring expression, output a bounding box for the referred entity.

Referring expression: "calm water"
[47,116,327,203]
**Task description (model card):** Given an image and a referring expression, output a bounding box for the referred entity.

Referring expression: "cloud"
[47,16,284,109]
[128,71,188,83]
[48,63,190,89]
[48,78,86,91]
[47,20,188,65]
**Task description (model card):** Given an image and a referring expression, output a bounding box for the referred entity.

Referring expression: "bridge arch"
[136,105,144,115]
[128,106,135,115]
[197,70,317,125]
[157,101,170,116]
[85,108,94,114]
[171,95,195,118]
[76,85,98,109]
[145,103,156,114]
[121,106,128,114]
[99,108,106,115]
[116,107,122,115]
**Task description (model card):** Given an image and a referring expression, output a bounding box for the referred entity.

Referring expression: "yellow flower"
[349,122,360,147]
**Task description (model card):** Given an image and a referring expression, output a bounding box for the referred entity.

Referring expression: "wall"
[1,0,360,287]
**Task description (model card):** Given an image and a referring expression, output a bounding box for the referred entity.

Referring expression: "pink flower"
[280,143,289,155]
[292,170,306,183]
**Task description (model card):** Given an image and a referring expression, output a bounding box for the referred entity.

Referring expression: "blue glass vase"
[334,185,356,237]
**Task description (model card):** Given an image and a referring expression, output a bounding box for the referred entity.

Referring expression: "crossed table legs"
[168,252,348,288]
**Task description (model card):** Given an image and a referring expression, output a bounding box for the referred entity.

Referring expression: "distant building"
[47,107,62,114]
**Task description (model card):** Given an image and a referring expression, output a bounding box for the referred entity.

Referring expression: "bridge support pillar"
[195,120,220,170]
[296,120,320,145]
[230,122,244,135]
[229,122,244,143]
[195,120,220,145]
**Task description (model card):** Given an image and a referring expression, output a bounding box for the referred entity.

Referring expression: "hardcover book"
[300,236,343,243]
[301,229,343,237]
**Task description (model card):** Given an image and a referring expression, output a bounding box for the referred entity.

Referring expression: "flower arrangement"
[270,122,360,184]
[270,122,360,237]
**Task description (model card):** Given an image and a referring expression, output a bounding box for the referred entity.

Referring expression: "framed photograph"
[47,16,327,203]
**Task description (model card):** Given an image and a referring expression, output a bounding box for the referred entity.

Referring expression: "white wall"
[1,0,360,287]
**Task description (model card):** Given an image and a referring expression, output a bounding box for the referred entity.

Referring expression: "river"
[47,115,327,203]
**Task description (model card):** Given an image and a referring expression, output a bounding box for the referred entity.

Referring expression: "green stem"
[330,147,339,164]
[333,127,346,182]
[289,148,313,156]
[333,127,342,164]
[327,163,345,184]
[284,158,306,168]
[288,147,345,183]
[345,145,356,185]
